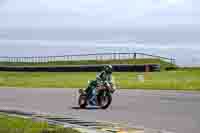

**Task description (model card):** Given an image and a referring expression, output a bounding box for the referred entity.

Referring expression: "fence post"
[33,57,35,63]
[42,57,43,63]
[36,57,37,63]
[99,55,101,61]
[134,53,137,59]
[171,58,175,64]
[110,54,112,60]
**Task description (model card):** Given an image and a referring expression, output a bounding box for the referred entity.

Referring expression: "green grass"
[0,59,175,70]
[0,70,199,90]
[0,113,80,133]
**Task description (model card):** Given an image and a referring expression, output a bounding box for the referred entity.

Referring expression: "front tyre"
[78,95,87,108]
[98,93,112,109]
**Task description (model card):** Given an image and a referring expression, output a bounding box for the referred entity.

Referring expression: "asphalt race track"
[0,88,199,133]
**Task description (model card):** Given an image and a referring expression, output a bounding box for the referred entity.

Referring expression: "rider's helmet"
[104,65,113,74]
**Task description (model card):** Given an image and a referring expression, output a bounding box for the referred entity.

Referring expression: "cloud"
[0,0,198,28]
[1,0,192,15]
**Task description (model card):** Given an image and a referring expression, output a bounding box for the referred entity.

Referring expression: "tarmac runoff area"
[0,88,199,133]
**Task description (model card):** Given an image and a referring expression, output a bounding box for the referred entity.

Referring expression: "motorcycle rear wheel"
[78,95,87,108]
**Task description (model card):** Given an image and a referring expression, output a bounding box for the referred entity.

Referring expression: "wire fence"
[0,52,176,64]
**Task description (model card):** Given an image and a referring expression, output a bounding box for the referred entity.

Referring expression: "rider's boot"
[89,89,96,106]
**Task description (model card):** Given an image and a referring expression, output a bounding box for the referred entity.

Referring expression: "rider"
[85,65,115,102]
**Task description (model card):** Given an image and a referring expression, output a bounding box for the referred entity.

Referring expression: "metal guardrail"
[0,53,176,64]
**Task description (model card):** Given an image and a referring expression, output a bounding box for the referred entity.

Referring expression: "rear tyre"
[78,95,87,108]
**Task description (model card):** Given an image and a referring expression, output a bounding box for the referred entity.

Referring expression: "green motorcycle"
[78,81,115,109]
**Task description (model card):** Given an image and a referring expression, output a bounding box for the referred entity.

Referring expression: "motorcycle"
[78,81,115,109]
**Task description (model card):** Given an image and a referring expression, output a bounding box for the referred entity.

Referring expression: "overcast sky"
[0,0,199,66]
[0,0,197,28]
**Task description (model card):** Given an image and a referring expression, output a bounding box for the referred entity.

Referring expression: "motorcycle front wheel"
[97,93,112,109]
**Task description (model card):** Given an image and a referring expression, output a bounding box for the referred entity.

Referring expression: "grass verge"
[0,70,199,91]
[0,113,80,133]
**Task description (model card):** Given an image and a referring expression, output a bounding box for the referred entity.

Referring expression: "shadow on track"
[72,106,101,110]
